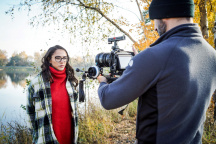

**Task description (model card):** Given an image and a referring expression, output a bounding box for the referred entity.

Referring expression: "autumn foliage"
[133,0,216,51]
[194,0,216,47]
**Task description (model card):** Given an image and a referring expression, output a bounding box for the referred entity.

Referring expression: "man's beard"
[157,20,167,36]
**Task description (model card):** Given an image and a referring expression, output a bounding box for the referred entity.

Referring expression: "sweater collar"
[49,66,66,81]
[150,23,202,47]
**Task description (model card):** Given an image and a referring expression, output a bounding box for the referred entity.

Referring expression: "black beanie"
[149,0,195,20]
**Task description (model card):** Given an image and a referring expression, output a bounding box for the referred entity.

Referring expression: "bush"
[0,121,32,144]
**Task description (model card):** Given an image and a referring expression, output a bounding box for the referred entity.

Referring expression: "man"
[97,0,216,143]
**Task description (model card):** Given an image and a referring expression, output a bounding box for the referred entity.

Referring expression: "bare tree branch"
[135,0,144,23]
[135,0,147,40]
[143,0,150,5]
[113,5,140,21]
[77,0,137,43]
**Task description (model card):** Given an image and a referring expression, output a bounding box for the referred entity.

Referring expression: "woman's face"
[49,49,68,71]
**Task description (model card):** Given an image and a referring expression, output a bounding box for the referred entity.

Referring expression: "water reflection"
[0,71,7,88]
[0,70,33,89]
[0,69,35,125]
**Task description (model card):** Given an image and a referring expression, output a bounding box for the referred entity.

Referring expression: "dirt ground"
[108,117,137,144]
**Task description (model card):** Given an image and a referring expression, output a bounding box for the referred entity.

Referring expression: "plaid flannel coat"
[26,73,78,144]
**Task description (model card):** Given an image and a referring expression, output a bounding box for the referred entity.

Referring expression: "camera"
[76,35,134,102]
[77,35,134,81]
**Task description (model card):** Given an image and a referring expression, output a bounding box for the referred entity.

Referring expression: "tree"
[6,0,158,51]
[214,19,216,48]
[198,0,208,38]
[6,0,216,51]
[33,50,47,69]
[19,51,28,60]
[18,51,29,66]
[0,50,8,66]
[7,55,22,66]
[139,0,216,48]
[7,51,32,66]
[194,0,216,47]
[70,55,94,68]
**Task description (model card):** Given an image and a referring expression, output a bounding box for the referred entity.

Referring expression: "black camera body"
[76,35,134,102]
[86,35,134,81]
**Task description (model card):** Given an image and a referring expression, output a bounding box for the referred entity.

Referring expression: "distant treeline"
[0,50,32,66]
[0,50,94,68]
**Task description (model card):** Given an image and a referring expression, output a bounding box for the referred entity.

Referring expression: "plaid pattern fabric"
[26,73,78,144]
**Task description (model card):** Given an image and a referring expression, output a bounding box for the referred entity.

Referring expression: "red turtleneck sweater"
[49,66,73,144]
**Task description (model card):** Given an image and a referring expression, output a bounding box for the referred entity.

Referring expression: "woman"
[26,45,78,144]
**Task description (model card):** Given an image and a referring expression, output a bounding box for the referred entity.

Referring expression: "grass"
[202,100,216,144]
[0,120,32,144]
[78,100,137,143]
[0,100,216,144]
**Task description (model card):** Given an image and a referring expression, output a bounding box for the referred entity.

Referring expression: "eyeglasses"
[55,56,68,62]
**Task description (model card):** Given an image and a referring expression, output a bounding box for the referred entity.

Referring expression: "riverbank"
[0,66,35,72]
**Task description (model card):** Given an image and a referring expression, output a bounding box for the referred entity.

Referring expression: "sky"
[0,0,141,58]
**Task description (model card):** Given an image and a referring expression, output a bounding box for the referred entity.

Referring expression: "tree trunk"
[199,0,208,38]
[213,15,216,120]
[214,15,216,49]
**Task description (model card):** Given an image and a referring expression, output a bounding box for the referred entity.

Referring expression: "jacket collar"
[150,23,202,47]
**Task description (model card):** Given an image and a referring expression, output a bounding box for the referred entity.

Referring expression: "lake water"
[0,69,35,125]
[0,69,100,125]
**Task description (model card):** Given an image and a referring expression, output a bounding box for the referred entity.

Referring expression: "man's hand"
[97,75,107,83]
[132,46,138,55]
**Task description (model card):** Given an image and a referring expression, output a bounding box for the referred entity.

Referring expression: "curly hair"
[41,45,78,88]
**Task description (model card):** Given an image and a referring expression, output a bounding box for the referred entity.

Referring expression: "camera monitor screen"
[118,55,132,69]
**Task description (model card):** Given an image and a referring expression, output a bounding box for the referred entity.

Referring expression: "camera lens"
[95,53,111,67]
[88,66,100,78]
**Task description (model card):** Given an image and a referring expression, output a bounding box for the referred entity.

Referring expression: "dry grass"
[78,100,137,144]
[0,99,216,144]
[0,121,32,144]
[202,100,216,144]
